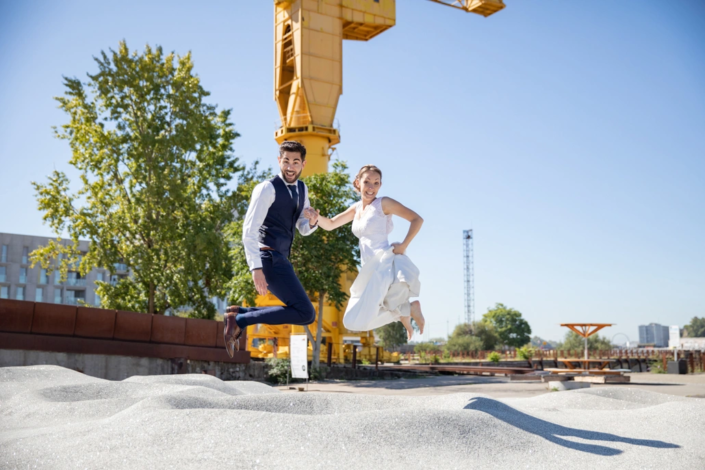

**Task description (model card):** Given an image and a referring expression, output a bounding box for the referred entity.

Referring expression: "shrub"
[488,352,501,363]
[265,358,291,384]
[517,346,535,361]
[309,366,327,381]
[445,335,483,354]
[430,354,441,364]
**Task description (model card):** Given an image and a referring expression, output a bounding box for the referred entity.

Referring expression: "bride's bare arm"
[312,205,356,231]
[380,197,423,254]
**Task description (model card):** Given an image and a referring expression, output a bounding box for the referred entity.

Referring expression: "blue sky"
[1,1,703,344]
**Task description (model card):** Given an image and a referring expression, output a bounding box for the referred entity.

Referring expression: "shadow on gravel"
[464,397,680,455]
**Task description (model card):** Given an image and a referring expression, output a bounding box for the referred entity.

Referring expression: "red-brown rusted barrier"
[0,299,249,364]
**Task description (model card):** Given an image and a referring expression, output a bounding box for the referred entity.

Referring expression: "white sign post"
[290,334,309,383]
[669,325,680,361]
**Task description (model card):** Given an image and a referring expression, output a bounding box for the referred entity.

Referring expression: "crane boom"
[427,0,505,17]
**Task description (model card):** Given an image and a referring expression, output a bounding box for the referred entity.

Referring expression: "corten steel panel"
[114,310,152,342]
[151,315,186,345]
[0,332,251,364]
[0,299,35,333]
[184,318,217,347]
[216,320,247,351]
[74,307,116,339]
[32,302,77,336]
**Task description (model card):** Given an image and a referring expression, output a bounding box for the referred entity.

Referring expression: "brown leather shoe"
[224,306,242,358]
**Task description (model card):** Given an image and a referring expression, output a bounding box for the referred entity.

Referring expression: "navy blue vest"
[259,176,305,259]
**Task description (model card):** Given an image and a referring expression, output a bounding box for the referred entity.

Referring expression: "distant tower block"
[463,229,474,325]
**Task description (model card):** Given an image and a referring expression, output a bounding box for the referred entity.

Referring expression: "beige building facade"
[0,232,124,306]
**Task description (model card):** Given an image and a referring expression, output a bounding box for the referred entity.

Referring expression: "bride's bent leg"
[410,301,425,335]
[399,315,414,341]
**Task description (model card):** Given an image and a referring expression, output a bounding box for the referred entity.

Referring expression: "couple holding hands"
[224,141,425,357]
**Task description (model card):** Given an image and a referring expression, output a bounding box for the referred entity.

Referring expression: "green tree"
[684,317,705,337]
[375,321,409,349]
[482,303,532,348]
[31,42,242,318]
[445,321,498,352]
[445,335,483,354]
[556,331,613,351]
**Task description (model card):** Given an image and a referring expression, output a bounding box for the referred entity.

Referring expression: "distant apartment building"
[638,323,670,347]
[0,232,226,313]
[0,232,126,306]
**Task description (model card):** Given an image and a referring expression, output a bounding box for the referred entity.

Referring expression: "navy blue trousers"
[235,250,316,328]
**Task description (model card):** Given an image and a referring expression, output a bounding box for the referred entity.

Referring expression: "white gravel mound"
[1,365,703,469]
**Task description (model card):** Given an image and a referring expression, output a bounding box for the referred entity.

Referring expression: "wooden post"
[352,346,357,369]
[688,351,695,374]
[327,342,333,367]
[662,351,667,372]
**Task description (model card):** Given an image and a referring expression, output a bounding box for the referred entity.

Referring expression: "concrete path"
[277,372,705,398]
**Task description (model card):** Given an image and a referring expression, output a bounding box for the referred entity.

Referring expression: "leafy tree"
[684,317,705,337]
[482,303,532,348]
[375,321,409,349]
[556,331,613,351]
[447,322,500,351]
[414,342,438,354]
[31,42,242,318]
[445,334,483,354]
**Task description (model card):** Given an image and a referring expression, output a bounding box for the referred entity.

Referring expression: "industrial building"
[0,232,123,307]
[638,323,670,347]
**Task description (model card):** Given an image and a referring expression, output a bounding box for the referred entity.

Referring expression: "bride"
[308,164,425,340]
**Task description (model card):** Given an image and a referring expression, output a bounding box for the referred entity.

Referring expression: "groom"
[223,140,320,357]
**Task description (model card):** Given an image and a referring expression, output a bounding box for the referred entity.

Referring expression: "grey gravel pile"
[1,365,703,469]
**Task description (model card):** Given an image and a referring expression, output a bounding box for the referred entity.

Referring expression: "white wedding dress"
[342,198,421,331]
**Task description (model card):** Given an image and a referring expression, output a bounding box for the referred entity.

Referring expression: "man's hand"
[391,242,407,255]
[252,269,268,296]
[303,207,319,227]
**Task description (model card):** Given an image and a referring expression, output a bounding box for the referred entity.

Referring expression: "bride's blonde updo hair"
[353,164,383,193]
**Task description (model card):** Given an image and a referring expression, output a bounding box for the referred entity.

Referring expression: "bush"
[430,354,441,364]
[309,366,327,381]
[442,350,451,361]
[265,358,291,384]
[445,335,483,354]
[488,352,501,363]
[414,342,437,354]
[517,346,535,361]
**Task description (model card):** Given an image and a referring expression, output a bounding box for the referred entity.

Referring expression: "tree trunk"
[305,291,325,371]
[313,292,325,369]
[149,282,155,314]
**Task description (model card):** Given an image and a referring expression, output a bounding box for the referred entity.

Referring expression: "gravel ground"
[1,365,703,469]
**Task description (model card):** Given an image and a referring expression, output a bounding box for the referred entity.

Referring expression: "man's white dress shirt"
[242,173,317,271]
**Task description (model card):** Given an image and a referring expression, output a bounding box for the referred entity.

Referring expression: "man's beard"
[282,168,302,183]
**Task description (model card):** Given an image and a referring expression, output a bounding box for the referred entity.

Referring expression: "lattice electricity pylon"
[463,229,474,325]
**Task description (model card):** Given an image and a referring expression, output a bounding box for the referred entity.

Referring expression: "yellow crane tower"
[245,0,505,362]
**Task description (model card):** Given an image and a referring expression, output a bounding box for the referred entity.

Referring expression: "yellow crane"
[246,0,505,362]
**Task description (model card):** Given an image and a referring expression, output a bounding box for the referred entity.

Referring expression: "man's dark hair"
[279,141,307,161]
